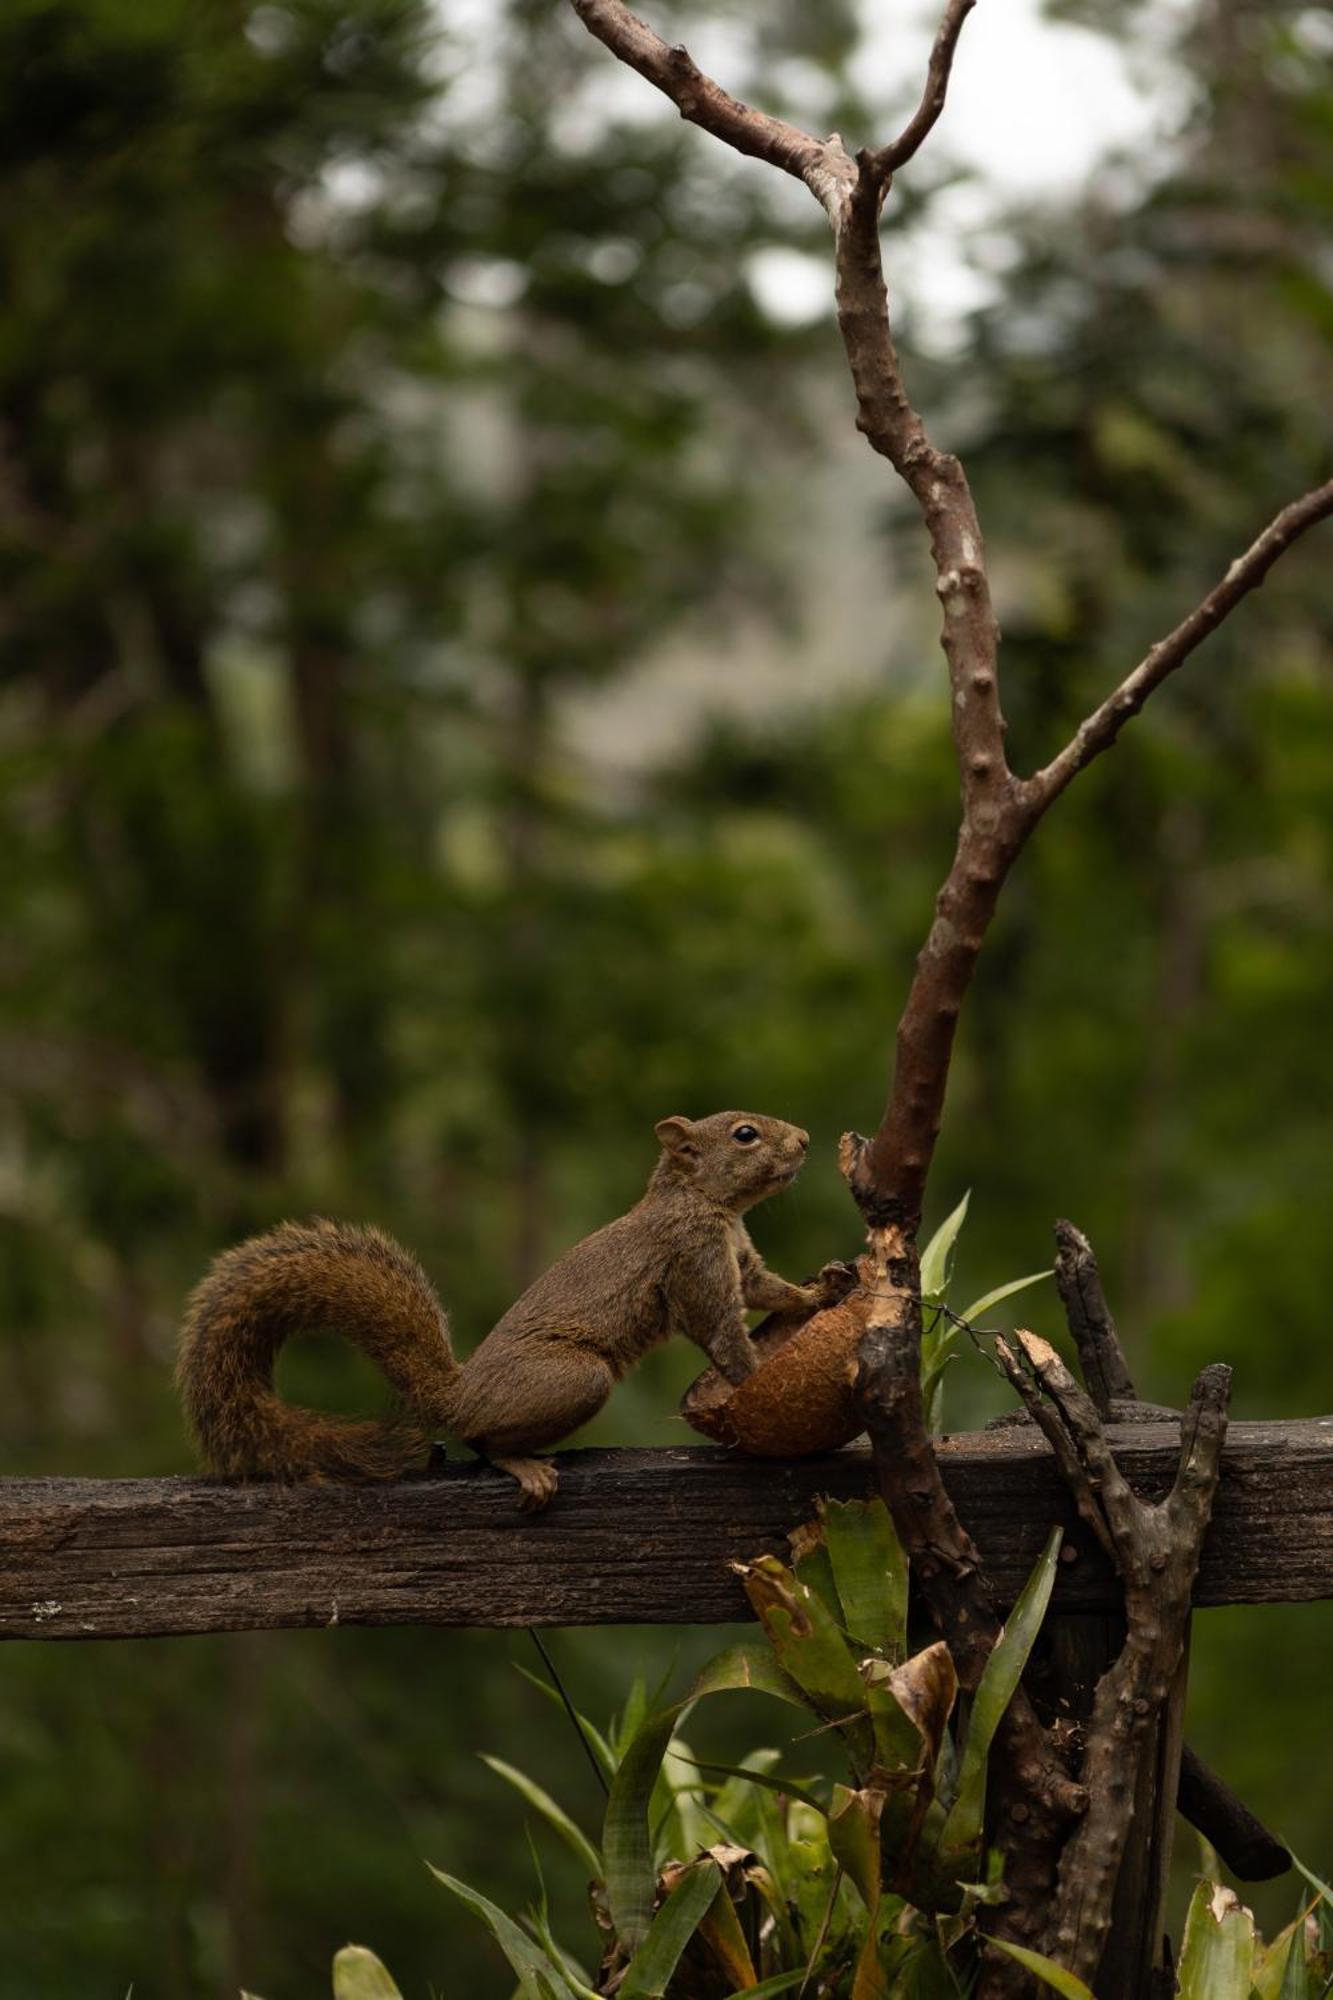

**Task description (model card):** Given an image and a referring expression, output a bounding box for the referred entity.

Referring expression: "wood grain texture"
[1,1418,1329,1640]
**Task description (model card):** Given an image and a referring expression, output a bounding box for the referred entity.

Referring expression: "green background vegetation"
[1,0,1330,1992]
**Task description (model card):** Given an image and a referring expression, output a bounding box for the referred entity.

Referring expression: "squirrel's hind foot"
[491,1454,559,1511]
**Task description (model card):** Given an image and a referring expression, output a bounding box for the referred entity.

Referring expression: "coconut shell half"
[680,1259,875,1458]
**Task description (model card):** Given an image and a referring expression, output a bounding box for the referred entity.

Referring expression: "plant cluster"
[283,1490,1332,1998]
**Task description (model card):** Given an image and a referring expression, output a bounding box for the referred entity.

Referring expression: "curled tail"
[177,1219,458,1481]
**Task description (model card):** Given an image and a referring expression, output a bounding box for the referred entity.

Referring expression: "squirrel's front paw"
[811,1259,860,1306]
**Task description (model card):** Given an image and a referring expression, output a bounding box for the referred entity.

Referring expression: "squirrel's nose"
[795,1129,810,1151]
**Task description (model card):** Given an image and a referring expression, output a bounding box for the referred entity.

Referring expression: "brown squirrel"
[177,1110,855,1508]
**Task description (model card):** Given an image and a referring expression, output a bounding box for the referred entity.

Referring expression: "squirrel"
[177,1110,856,1509]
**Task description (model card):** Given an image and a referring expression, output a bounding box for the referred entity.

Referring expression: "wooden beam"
[1,1418,1330,1640]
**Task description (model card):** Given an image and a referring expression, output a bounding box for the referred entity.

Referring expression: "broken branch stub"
[996,1334,1233,1985]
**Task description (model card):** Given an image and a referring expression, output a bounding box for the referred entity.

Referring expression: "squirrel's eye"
[732,1124,760,1144]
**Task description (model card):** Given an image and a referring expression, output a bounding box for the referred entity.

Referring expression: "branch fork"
[994,1333,1232,1980]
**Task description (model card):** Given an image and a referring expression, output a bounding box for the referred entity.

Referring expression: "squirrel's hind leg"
[461,1349,615,1511]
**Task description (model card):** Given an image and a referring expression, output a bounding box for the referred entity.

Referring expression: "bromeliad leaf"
[330,1948,404,2000]
[956,1270,1053,1326]
[828,1786,883,1913]
[603,1643,813,1949]
[789,1517,842,1621]
[428,1868,594,2000]
[862,1640,956,1779]
[691,1640,810,1707]
[693,1864,759,1994]
[718,1975,809,2000]
[480,1756,602,1879]
[658,1736,714,1861]
[937,1527,1062,1866]
[986,1939,1097,1998]
[675,1755,827,1818]
[1278,1925,1310,2000]
[734,1555,868,1722]
[1250,1902,1319,2000]
[616,1676,650,1761]
[920,1193,970,1301]
[1176,1882,1257,1998]
[821,1496,910,1662]
[880,1934,965,1997]
[827,1787,887,2000]
[618,1859,722,2000]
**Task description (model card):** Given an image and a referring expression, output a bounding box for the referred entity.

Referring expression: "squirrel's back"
[177,1219,457,1481]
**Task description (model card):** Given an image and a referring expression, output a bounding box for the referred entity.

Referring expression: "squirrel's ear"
[655,1116,699,1160]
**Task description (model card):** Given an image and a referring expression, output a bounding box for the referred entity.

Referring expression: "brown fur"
[177,1113,855,1506]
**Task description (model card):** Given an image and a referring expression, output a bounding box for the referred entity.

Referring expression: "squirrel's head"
[652,1111,810,1212]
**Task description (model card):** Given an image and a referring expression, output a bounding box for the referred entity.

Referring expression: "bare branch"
[1027,478,1333,813]
[566,0,855,215]
[866,0,976,177]
[1007,1338,1232,1981]
[833,166,1019,1228]
[1053,1220,1136,1412]
[994,1335,1120,1568]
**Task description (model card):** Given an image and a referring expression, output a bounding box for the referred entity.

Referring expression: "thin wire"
[527,1629,611,1799]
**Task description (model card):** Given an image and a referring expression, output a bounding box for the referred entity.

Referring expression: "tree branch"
[566,0,855,216]
[855,1235,1085,1995]
[1026,479,1333,813]
[1052,1220,1137,1413]
[998,1333,1232,1984]
[831,158,1021,1229]
[866,0,976,176]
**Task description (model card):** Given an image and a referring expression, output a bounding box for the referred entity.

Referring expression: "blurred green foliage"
[0,0,1331,1993]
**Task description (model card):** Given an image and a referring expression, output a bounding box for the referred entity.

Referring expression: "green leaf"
[881,1935,963,1997]
[605,1705,686,1952]
[736,1555,869,1724]
[862,1640,957,1778]
[920,1193,971,1300]
[658,1735,713,1861]
[821,1496,910,1662]
[937,1527,1061,1863]
[718,1973,809,2000]
[1278,1924,1310,2000]
[428,1867,586,2000]
[986,1939,1097,1998]
[1253,1902,1317,2000]
[674,1755,827,1817]
[331,1945,405,2000]
[709,1746,783,1841]
[619,1859,722,2000]
[694,1867,758,1993]
[828,1788,885,2000]
[690,1640,811,1707]
[514,1666,619,1781]
[616,1676,650,1761]
[956,1270,1053,1325]
[1176,1881,1257,1999]
[603,1643,813,1949]
[1293,1854,1333,1910]
[479,1755,603,1879]
[789,1522,842,1621]
[920,1336,960,1434]
[827,1786,882,1913]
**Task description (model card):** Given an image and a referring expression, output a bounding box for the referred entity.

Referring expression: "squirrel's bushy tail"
[177,1220,458,1482]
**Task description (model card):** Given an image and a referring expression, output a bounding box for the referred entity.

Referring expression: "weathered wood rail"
[2,1417,1329,1640]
